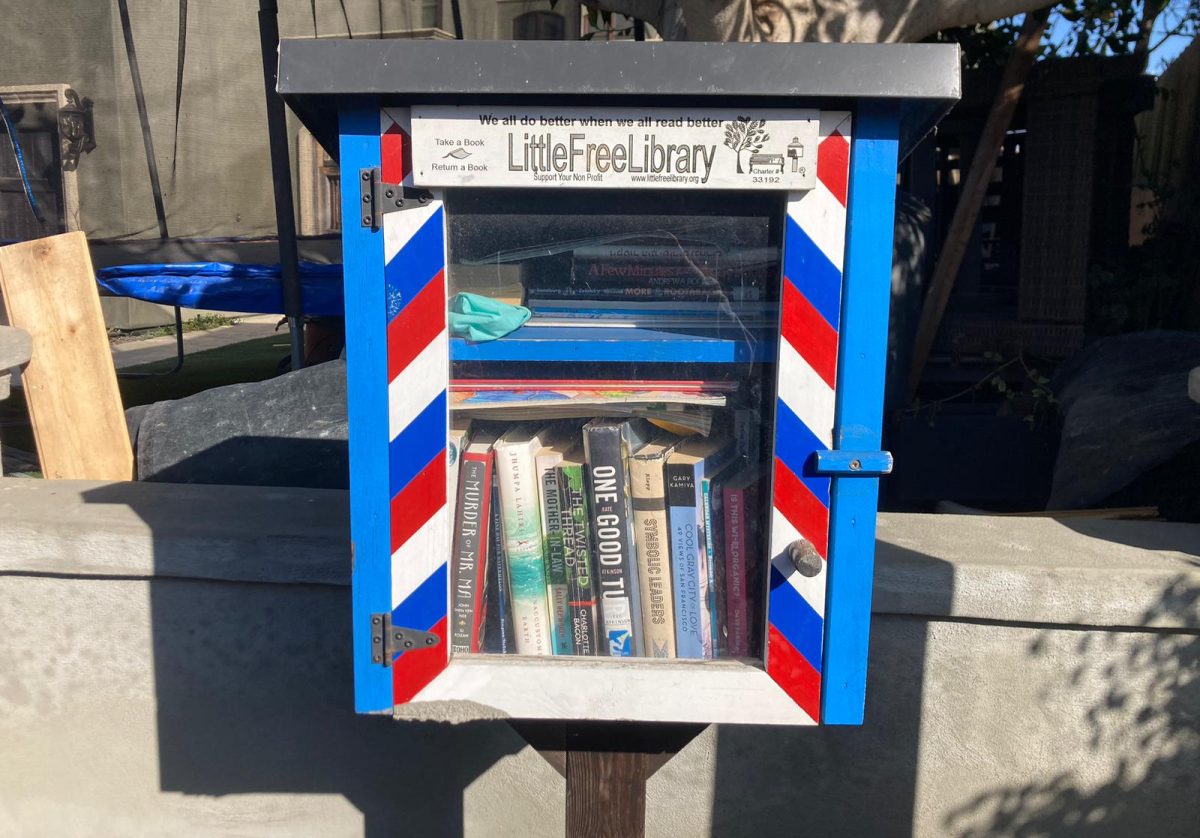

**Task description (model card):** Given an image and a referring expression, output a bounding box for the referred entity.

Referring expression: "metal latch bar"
[369,612,440,666]
[813,450,893,477]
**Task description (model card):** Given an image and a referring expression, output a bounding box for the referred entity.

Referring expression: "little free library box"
[278,39,960,726]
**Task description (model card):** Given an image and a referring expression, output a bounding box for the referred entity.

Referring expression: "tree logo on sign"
[724,117,769,174]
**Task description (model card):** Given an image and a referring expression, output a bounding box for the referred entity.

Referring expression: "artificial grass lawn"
[1,335,291,460]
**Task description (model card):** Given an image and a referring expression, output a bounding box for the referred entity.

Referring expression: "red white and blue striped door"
[381,107,452,704]
[767,111,852,724]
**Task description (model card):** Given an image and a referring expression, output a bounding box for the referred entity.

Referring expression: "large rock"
[129,359,348,489]
[1049,330,1200,510]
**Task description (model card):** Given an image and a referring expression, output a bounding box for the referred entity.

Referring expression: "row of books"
[449,416,766,660]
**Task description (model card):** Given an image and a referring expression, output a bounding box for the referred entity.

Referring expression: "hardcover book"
[481,468,514,654]
[557,446,600,656]
[536,436,577,655]
[629,434,680,658]
[666,436,737,659]
[703,458,742,658]
[449,429,499,654]
[722,465,764,659]
[583,417,652,657]
[494,424,570,656]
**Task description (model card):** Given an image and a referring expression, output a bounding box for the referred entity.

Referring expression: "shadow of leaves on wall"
[945,575,1199,838]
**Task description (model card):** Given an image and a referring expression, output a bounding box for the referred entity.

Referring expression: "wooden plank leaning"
[0,232,134,480]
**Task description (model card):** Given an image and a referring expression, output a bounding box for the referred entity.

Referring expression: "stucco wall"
[0,0,578,241]
[0,478,1196,836]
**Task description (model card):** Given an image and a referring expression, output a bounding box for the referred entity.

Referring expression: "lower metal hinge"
[359,166,432,229]
[370,612,440,666]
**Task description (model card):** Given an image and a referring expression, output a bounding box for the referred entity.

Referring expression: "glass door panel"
[443,188,782,663]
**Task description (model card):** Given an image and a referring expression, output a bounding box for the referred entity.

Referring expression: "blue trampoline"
[96,262,344,317]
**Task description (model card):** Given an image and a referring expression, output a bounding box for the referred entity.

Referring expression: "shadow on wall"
[79,479,530,838]
[708,524,1199,838]
[943,572,1199,837]
[75,471,1200,836]
[708,545,952,837]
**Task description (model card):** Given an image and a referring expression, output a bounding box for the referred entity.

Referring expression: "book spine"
[701,476,722,658]
[572,244,722,261]
[667,462,710,659]
[569,275,722,292]
[572,262,719,282]
[571,261,776,285]
[559,464,599,655]
[526,285,740,302]
[495,441,552,656]
[723,480,751,658]
[527,300,777,317]
[450,452,492,653]
[630,454,676,658]
[584,425,642,657]
[483,469,513,654]
[745,478,764,656]
[541,466,572,655]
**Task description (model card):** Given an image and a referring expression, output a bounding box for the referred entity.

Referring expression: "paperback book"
[494,424,565,656]
[629,434,680,658]
[536,436,577,656]
[666,436,737,659]
[557,446,600,655]
[583,417,652,657]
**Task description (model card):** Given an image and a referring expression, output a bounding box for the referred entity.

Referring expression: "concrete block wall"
[0,478,1196,836]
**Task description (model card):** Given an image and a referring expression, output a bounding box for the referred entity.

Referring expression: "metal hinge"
[369,612,440,667]
[359,167,432,229]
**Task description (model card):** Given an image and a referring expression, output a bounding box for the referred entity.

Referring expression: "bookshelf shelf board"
[450,326,776,364]
[413,656,815,725]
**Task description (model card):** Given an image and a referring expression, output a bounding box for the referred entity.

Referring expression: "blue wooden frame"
[339,100,393,713]
[820,101,901,725]
[341,99,901,723]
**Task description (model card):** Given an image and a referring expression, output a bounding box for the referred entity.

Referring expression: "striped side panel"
[766,112,852,724]
[381,107,450,704]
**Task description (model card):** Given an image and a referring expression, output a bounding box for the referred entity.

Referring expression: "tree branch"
[582,0,667,34]
[580,0,1058,43]
[1134,0,1168,67]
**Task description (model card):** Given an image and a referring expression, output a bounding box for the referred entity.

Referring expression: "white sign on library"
[410,106,820,191]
